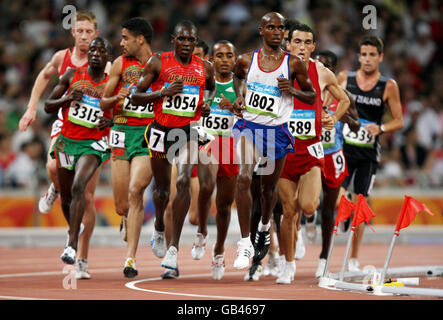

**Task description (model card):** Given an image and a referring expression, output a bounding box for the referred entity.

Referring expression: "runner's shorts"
[341,157,378,197]
[110,124,150,161]
[280,136,324,183]
[232,119,295,161]
[51,134,110,171]
[321,149,349,189]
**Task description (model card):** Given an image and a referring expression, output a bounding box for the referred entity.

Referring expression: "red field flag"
[334,195,355,228]
[394,196,435,234]
[352,194,375,231]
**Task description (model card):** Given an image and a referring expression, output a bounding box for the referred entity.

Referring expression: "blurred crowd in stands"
[0,0,441,189]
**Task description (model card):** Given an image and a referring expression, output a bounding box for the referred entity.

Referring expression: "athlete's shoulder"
[52,48,70,66]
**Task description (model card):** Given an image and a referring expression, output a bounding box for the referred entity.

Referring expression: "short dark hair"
[213,40,235,54]
[122,17,153,45]
[284,19,299,31]
[90,36,112,55]
[196,39,209,55]
[317,50,338,68]
[174,20,197,36]
[359,35,384,54]
[288,23,316,42]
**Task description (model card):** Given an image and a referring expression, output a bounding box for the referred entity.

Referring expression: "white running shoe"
[263,252,279,277]
[123,257,138,278]
[276,261,296,284]
[151,229,166,258]
[60,246,76,265]
[233,238,254,269]
[294,229,306,260]
[347,258,361,272]
[277,255,286,278]
[161,246,178,270]
[191,233,208,260]
[75,258,91,279]
[315,258,327,278]
[38,183,59,214]
[120,216,127,242]
[305,211,317,243]
[211,252,225,280]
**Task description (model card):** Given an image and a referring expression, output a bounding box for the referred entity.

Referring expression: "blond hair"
[75,10,97,29]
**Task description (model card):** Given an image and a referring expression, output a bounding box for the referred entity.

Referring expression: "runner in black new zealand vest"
[337,36,404,273]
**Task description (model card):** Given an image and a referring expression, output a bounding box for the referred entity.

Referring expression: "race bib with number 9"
[288,109,316,138]
[343,118,375,148]
[122,85,154,118]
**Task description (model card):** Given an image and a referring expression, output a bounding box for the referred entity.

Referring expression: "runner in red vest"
[44,37,111,266]
[100,17,155,278]
[132,20,216,278]
[276,23,350,284]
[19,10,109,280]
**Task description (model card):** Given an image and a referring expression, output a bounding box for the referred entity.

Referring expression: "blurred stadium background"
[0,0,441,245]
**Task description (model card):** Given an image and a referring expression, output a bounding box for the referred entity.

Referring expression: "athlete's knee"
[128,184,145,203]
[154,187,170,206]
[83,189,95,209]
[46,158,57,175]
[198,179,215,198]
[236,173,251,192]
[71,180,87,199]
[176,175,191,193]
[299,198,319,217]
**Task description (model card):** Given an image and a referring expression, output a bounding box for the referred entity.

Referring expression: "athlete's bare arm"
[339,90,360,133]
[232,52,253,117]
[202,59,216,117]
[44,68,81,114]
[19,49,67,131]
[131,54,184,106]
[285,54,316,105]
[366,79,404,136]
[100,56,130,111]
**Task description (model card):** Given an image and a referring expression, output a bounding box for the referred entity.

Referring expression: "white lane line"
[0,295,60,300]
[125,272,284,300]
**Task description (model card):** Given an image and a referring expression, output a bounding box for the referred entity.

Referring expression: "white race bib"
[321,127,336,148]
[68,95,103,128]
[288,109,316,137]
[307,141,324,159]
[148,128,165,153]
[200,107,234,137]
[58,152,74,169]
[162,83,199,117]
[343,119,375,148]
[245,82,281,118]
[332,149,346,178]
[122,86,154,118]
[109,129,125,148]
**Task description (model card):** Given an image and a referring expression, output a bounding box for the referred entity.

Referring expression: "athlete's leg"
[47,137,60,191]
[151,157,171,234]
[213,174,237,256]
[126,156,153,260]
[76,166,101,260]
[188,176,200,225]
[320,184,340,259]
[164,163,177,245]
[196,162,218,237]
[67,154,101,250]
[111,158,130,217]
[277,177,298,262]
[297,166,323,218]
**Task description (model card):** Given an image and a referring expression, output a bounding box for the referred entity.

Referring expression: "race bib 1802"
[245,82,281,118]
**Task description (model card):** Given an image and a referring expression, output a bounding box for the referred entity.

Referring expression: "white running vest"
[243,49,292,126]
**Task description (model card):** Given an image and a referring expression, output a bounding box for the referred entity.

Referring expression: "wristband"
[204,99,213,106]
[160,87,165,97]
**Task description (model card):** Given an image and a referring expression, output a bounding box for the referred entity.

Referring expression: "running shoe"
[151,229,166,258]
[263,251,279,277]
[233,238,254,269]
[244,261,263,281]
[161,268,179,279]
[315,258,327,278]
[123,257,138,278]
[75,258,91,280]
[60,246,76,265]
[294,229,306,260]
[276,261,296,284]
[347,258,360,272]
[161,246,178,270]
[211,252,225,280]
[38,183,59,214]
[253,230,270,263]
[305,211,317,243]
[191,233,208,260]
